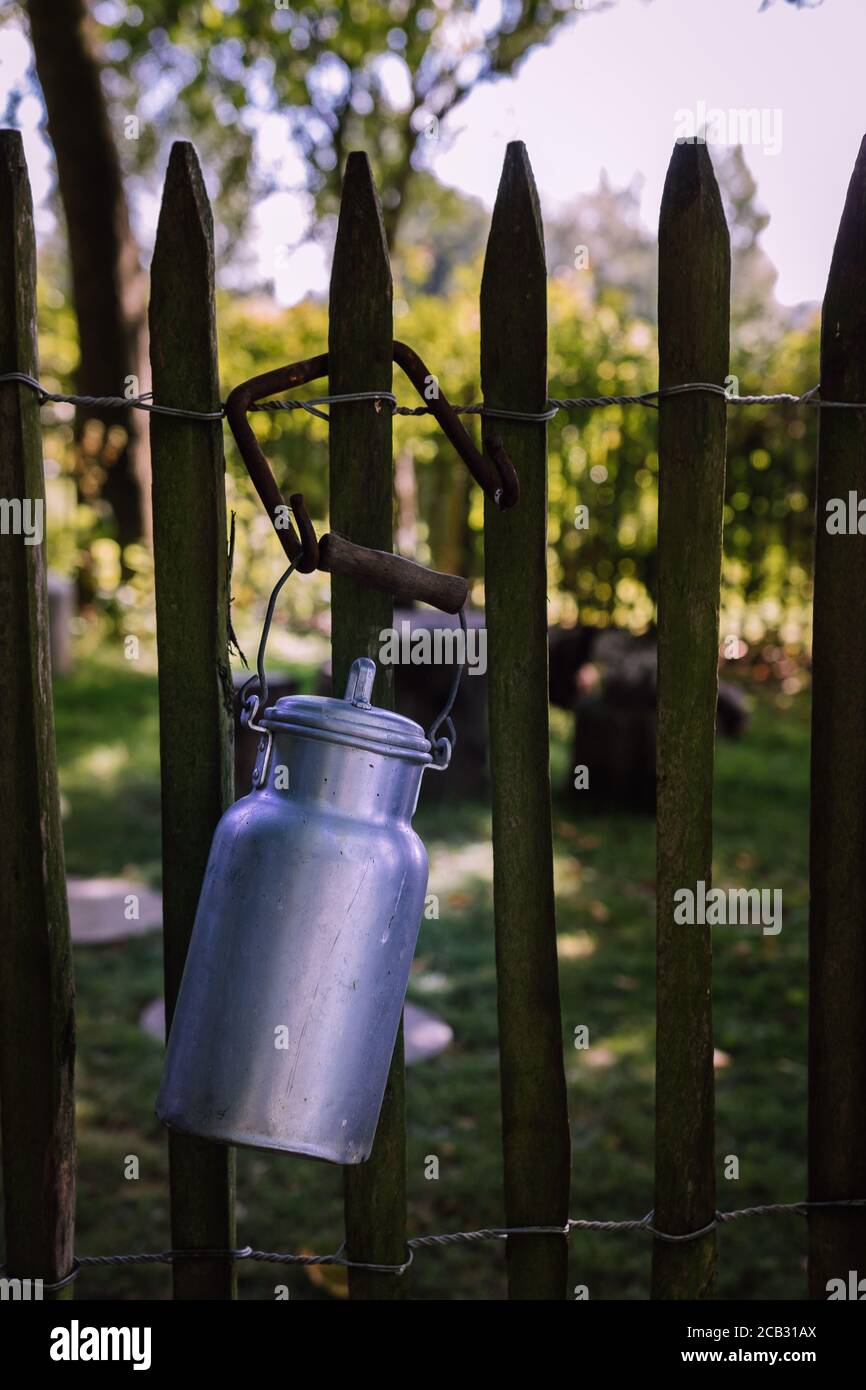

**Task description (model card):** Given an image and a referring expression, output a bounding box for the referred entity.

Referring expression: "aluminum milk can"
[156,657,434,1164]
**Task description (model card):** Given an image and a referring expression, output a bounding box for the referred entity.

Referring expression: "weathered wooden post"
[150,142,236,1299]
[808,134,866,1297]
[481,141,571,1300]
[653,141,729,1300]
[0,129,77,1300]
[329,153,406,1299]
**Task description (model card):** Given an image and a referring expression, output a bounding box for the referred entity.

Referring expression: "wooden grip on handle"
[320,532,469,614]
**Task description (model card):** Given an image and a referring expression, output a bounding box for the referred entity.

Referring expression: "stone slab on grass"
[68,876,163,944]
[139,997,452,1064]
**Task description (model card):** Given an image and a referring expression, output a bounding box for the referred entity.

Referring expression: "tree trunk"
[26,0,150,553]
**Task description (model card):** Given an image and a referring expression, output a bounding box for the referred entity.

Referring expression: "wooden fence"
[1,122,864,1300]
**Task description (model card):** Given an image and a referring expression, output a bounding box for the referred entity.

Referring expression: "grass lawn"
[13,652,811,1300]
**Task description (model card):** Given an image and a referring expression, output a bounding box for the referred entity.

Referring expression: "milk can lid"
[262,657,432,763]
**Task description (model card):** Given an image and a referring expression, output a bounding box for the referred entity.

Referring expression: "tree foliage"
[74,0,580,248]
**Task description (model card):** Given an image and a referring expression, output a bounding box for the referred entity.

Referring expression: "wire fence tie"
[3,1197,865,1286]
[5,370,866,428]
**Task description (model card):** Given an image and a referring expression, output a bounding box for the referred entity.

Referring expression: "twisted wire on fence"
[2,370,865,427]
[6,1197,865,1291]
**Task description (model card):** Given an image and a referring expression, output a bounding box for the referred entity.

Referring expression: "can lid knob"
[344,657,376,709]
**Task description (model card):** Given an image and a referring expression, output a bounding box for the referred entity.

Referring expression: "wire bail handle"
[426,607,469,772]
[240,555,467,785]
[240,557,300,789]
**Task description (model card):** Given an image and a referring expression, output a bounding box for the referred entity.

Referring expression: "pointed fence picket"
[329,151,406,1301]
[652,140,730,1301]
[0,127,76,1304]
[481,142,571,1301]
[807,136,866,1296]
[149,141,236,1301]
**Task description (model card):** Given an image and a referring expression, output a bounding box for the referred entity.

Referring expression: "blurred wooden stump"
[551,623,749,814]
[574,696,657,813]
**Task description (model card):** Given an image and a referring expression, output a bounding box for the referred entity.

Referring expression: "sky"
[434,0,866,308]
[2,0,865,308]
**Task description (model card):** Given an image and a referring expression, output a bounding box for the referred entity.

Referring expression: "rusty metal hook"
[224,342,519,613]
[390,341,519,510]
[225,351,328,575]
